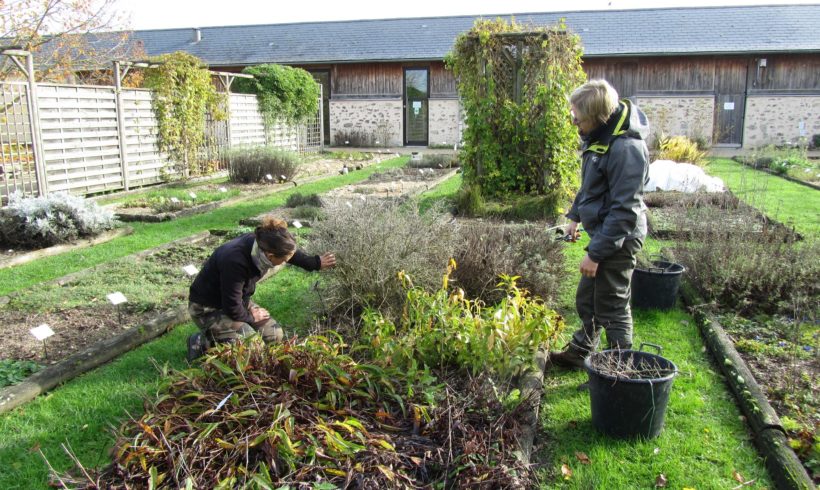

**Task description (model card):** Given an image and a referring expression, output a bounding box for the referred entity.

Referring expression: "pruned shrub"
[310,201,458,319]
[225,146,300,183]
[285,192,323,208]
[290,205,326,221]
[0,192,117,249]
[657,135,708,166]
[451,222,565,305]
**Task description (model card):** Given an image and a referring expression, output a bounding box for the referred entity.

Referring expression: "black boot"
[548,345,589,370]
[186,332,210,362]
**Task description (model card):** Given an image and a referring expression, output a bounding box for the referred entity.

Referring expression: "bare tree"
[0,0,144,84]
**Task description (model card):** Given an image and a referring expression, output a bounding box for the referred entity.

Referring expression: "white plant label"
[279,175,287,181]
[107,292,128,305]
[265,174,273,181]
[30,324,55,341]
[291,220,303,229]
[218,187,228,193]
[170,197,180,203]
[189,192,197,199]
[215,391,233,411]
[183,264,199,276]
[346,201,353,209]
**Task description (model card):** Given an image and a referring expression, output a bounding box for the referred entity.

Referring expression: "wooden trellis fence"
[1,50,323,205]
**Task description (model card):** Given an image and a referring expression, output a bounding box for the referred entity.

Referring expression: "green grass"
[417,173,461,212]
[0,267,319,489]
[539,234,771,488]
[706,158,820,237]
[0,157,408,296]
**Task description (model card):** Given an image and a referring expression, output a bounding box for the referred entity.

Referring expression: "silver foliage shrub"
[225,146,300,183]
[0,192,117,249]
[309,200,458,319]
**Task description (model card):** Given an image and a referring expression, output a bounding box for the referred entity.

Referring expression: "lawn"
[706,158,820,237]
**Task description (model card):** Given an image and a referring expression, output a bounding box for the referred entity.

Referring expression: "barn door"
[714,59,747,146]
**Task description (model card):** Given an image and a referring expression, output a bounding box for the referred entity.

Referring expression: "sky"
[115,0,819,30]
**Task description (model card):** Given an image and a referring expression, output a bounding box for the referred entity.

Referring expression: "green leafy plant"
[285,192,323,208]
[0,191,117,249]
[143,52,226,179]
[233,64,319,125]
[0,359,41,388]
[446,18,584,218]
[657,135,708,166]
[362,260,565,381]
[225,145,300,183]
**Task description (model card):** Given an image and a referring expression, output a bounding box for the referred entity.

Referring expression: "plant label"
[291,220,303,229]
[280,175,287,181]
[346,201,353,209]
[359,195,366,202]
[189,192,197,199]
[218,187,227,193]
[183,264,199,276]
[30,324,55,341]
[170,197,180,204]
[265,174,273,181]
[107,292,128,305]
[215,391,233,411]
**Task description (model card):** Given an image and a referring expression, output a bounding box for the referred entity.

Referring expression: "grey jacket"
[566,100,650,262]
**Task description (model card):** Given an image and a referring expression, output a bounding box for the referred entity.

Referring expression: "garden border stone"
[0,226,134,270]
[681,283,814,490]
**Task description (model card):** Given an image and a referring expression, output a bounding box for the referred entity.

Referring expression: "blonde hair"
[570,80,620,125]
[255,215,296,258]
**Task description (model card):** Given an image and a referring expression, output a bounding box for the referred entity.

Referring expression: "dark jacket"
[566,100,650,262]
[189,233,321,324]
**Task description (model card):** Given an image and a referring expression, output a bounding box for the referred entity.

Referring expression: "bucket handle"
[638,342,663,355]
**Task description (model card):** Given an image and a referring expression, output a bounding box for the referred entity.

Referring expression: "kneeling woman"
[186,216,335,360]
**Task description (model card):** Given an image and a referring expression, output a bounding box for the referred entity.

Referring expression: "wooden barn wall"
[331,63,402,98]
[748,54,820,93]
[582,54,820,97]
[430,62,457,98]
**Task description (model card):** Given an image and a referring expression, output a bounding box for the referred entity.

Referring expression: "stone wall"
[635,96,714,147]
[429,98,461,147]
[743,96,820,149]
[329,99,403,147]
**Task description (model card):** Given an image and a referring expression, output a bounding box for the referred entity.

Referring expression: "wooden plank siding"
[332,63,403,98]
[748,54,820,93]
[430,62,457,98]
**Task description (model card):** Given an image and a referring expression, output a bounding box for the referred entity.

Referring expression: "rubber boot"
[186,332,209,362]
[548,344,589,370]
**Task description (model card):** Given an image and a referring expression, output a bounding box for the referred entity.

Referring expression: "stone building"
[131,4,820,149]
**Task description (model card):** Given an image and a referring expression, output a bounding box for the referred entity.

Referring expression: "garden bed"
[0,233,223,366]
[108,154,385,222]
[0,226,133,270]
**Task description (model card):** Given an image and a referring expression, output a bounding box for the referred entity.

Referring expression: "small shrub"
[455,183,484,216]
[325,151,373,162]
[310,201,458,319]
[285,193,323,208]
[361,262,565,380]
[290,205,326,221]
[657,135,708,166]
[225,146,300,184]
[0,192,117,249]
[407,154,459,169]
[452,222,565,305]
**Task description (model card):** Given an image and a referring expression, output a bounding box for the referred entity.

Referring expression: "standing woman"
[186,215,335,360]
[550,79,650,369]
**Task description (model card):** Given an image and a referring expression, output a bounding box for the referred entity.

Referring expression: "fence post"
[318,87,324,152]
[113,61,130,191]
[22,53,48,197]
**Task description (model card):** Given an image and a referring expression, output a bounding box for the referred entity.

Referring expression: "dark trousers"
[570,238,642,353]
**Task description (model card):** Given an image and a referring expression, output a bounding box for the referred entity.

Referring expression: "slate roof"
[129,4,820,66]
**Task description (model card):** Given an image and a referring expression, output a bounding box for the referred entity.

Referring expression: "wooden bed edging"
[681,284,814,490]
[0,304,190,415]
[0,227,134,270]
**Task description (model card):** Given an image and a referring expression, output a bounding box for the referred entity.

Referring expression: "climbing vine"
[446,19,585,217]
[233,64,320,126]
[143,52,225,179]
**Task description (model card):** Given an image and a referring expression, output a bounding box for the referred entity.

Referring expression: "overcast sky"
[115,0,818,30]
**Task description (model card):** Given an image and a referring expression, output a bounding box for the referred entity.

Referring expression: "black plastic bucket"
[631,260,685,310]
[584,344,678,439]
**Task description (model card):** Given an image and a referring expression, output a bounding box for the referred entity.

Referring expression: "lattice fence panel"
[0,82,38,203]
[121,88,166,187]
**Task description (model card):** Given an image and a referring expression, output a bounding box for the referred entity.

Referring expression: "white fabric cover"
[645,160,725,193]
